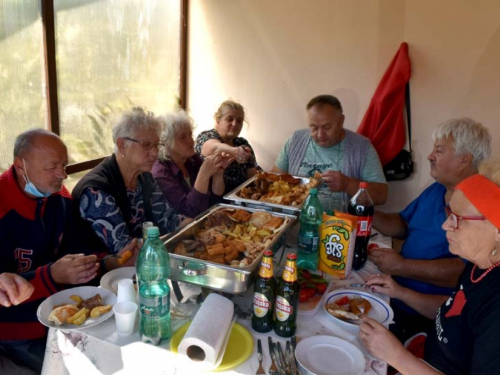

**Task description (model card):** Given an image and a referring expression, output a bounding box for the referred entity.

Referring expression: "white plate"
[323,289,393,329]
[37,286,116,330]
[295,335,365,375]
[100,267,136,294]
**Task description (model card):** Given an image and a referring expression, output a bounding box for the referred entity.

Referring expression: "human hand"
[217,152,234,169]
[320,170,347,192]
[235,146,252,164]
[200,154,224,177]
[365,274,404,299]
[51,254,99,285]
[359,316,406,364]
[0,273,34,307]
[369,247,405,275]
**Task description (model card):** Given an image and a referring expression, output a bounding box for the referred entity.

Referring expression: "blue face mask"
[22,159,51,198]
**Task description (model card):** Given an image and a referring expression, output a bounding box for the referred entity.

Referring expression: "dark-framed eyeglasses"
[123,137,164,151]
[445,206,486,229]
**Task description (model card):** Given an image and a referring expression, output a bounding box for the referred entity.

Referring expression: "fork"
[268,336,279,375]
[256,339,266,375]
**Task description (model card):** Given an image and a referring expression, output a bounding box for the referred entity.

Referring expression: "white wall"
[187,0,500,211]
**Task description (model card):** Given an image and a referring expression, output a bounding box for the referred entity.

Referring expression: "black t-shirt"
[424,262,500,374]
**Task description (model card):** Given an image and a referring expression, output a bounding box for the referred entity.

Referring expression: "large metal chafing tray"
[163,204,296,294]
[224,173,316,215]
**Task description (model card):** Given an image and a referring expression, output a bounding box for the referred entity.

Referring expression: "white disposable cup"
[113,301,138,336]
[117,279,136,304]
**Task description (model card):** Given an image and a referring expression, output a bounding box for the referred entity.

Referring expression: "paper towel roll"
[177,293,234,370]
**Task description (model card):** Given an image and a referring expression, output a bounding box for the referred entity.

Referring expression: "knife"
[277,341,290,375]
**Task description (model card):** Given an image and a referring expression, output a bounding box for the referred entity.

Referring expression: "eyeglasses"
[123,137,164,151]
[445,207,486,229]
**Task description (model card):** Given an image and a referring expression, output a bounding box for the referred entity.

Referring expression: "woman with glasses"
[361,160,500,375]
[152,110,232,217]
[70,107,186,271]
[195,100,259,194]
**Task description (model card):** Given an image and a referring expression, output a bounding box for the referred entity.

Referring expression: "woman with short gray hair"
[152,110,232,217]
[70,107,186,271]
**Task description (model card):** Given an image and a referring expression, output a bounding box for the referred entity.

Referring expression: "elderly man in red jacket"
[0,129,99,373]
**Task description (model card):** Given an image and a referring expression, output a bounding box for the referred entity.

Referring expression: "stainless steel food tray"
[163,204,296,294]
[224,174,314,215]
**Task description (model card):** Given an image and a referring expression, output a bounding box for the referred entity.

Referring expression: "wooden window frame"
[40,0,188,176]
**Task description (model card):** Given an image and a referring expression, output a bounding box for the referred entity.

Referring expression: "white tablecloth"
[42,231,391,375]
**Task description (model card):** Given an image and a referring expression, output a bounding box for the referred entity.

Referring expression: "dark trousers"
[0,336,47,373]
[389,301,434,344]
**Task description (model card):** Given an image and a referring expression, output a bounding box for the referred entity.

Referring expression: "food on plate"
[298,269,329,303]
[237,172,321,207]
[90,305,112,318]
[66,308,89,326]
[49,293,112,326]
[172,207,288,267]
[80,293,104,310]
[326,295,372,321]
[48,305,80,325]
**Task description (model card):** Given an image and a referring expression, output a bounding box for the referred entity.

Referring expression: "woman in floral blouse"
[195,100,259,194]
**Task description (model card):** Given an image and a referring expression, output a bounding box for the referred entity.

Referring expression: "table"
[42,231,391,375]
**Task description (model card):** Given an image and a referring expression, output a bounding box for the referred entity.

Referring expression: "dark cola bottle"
[347,182,374,270]
[252,250,277,333]
[274,253,300,337]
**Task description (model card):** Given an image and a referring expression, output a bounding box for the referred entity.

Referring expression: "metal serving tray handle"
[223,173,314,215]
[164,203,296,294]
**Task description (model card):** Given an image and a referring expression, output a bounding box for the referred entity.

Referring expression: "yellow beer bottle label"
[259,251,274,279]
[282,256,297,283]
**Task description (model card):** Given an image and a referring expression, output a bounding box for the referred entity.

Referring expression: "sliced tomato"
[335,296,350,306]
[315,282,328,295]
[299,287,316,302]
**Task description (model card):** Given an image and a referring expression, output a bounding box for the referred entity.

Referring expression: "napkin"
[177,293,234,370]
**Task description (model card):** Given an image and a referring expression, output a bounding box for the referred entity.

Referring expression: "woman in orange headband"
[359,159,500,375]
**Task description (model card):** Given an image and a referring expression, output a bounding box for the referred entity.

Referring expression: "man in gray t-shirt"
[272,94,387,211]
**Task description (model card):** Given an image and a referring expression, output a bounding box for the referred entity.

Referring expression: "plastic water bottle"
[137,226,171,345]
[297,188,323,270]
[348,182,374,270]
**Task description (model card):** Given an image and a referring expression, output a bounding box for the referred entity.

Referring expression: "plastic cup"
[113,301,138,336]
[117,279,136,304]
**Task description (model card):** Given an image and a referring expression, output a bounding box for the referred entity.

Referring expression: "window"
[0,0,186,189]
[0,1,47,171]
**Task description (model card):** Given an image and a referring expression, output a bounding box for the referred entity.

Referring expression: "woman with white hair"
[152,110,232,217]
[71,107,186,271]
[362,159,500,375]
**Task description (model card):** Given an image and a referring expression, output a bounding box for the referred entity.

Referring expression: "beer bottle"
[252,250,277,333]
[274,253,300,337]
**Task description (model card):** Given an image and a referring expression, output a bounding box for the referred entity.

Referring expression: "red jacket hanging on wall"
[357,43,411,166]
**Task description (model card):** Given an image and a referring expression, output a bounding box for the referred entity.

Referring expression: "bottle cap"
[309,188,318,195]
[359,182,368,189]
[147,226,160,236]
[263,250,273,257]
[287,253,297,260]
